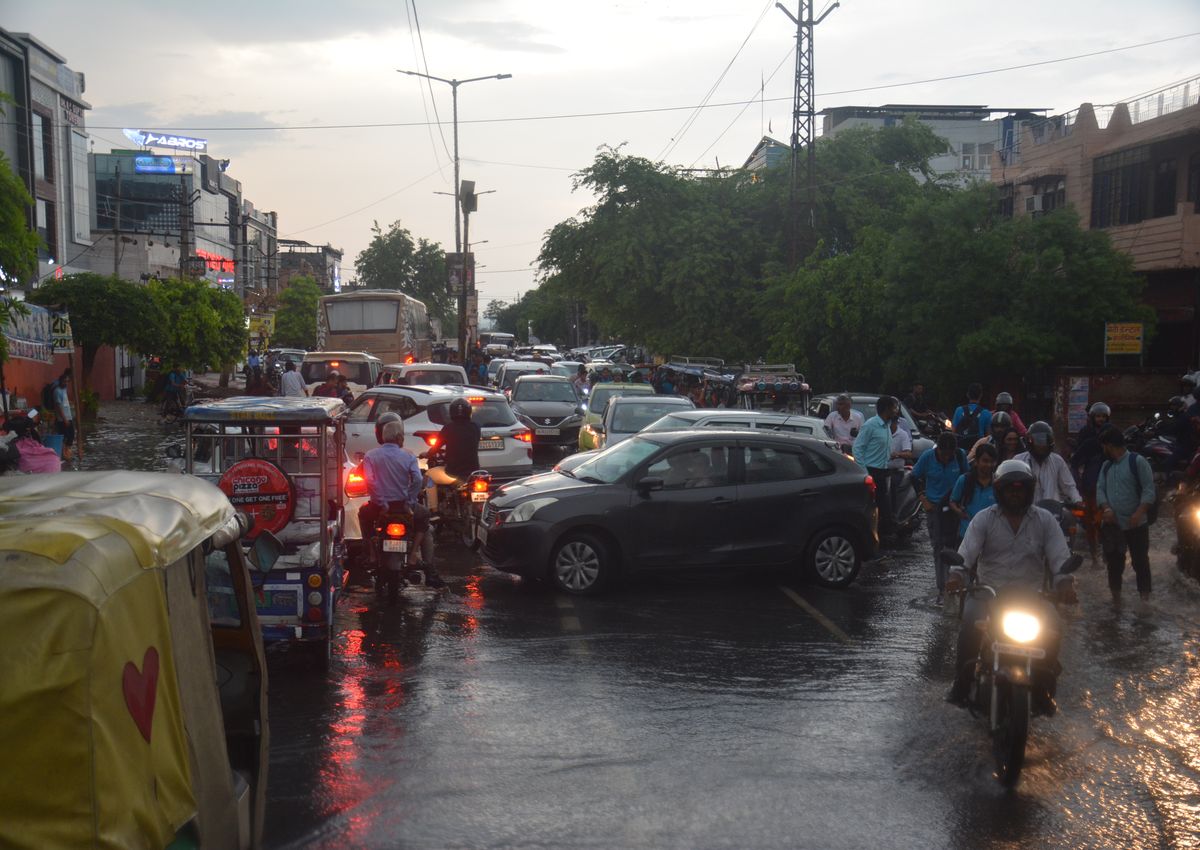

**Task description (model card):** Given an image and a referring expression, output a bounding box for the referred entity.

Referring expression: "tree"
[142,278,246,371]
[28,273,162,385]
[274,275,322,348]
[355,220,456,333]
[0,133,38,291]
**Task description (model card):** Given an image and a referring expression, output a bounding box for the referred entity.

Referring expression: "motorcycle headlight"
[508,497,558,524]
[1001,610,1041,644]
[1192,506,1200,525]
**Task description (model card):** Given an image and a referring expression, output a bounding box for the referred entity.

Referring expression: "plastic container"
[41,434,64,458]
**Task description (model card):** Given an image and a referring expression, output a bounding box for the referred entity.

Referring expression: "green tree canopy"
[274,275,322,349]
[141,278,246,371]
[355,220,455,333]
[28,273,162,382]
[0,149,38,290]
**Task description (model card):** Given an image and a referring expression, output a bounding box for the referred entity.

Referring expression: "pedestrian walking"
[279,360,307,397]
[1096,428,1155,606]
[912,432,968,605]
[853,396,898,537]
[54,369,75,462]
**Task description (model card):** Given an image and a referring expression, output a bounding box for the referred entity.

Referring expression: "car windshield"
[301,360,372,385]
[641,413,699,432]
[514,381,577,402]
[571,437,661,484]
[403,369,463,385]
[488,360,510,376]
[588,386,642,415]
[502,366,544,387]
[551,364,580,378]
[426,399,516,427]
[611,402,689,433]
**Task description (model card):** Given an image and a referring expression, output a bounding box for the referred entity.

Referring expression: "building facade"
[992,78,1200,368]
[240,201,278,304]
[278,239,342,292]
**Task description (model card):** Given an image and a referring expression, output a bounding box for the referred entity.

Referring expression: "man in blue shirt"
[952,383,992,452]
[853,396,899,538]
[1096,427,1155,605]
[912,432,968,605]
[363,419,438,587]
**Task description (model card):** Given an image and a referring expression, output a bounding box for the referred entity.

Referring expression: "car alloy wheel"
[552,534,607,594]
[809,531,860,588]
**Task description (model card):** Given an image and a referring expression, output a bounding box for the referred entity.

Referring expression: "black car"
[478,430,878,594]
[509,375,585,448]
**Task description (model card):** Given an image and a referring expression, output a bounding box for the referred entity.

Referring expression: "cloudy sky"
[4,0,1198,307]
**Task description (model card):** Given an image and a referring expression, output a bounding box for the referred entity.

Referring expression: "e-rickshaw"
[737,363,812,413]
[177,396,348,661]
[0,472,271,849]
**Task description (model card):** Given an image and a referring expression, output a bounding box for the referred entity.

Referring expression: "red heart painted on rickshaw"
[122,647,159,743]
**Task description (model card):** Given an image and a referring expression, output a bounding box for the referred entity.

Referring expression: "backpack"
[41,381,57,412]
[1101,452,1157,524]
[955,403,984,437]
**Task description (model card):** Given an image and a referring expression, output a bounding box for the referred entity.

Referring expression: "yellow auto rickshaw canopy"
[0,472,238,849]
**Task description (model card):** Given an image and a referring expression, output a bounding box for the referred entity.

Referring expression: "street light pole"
[397,69,511,360]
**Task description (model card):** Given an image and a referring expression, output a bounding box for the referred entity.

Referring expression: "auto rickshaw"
[176,396,348,662]
[737,363,812,413]
[0,471,271,849]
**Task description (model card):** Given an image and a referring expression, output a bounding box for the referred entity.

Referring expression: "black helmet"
[1089,402,1111,419]
[374,411,402,445]
[994,459,1035,512]
[991,410,1013,431]
[1027,420,1054,452]
[995,391,1013,407]
[1169,396,1187,414]
[449,398,472,422]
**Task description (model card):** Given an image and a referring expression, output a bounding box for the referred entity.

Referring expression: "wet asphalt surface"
[84,398,1200,849]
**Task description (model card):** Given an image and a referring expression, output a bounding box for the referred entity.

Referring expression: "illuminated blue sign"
[133,155,194,175]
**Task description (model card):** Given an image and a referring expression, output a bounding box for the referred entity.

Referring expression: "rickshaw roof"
[184,395,347,423]
[0,471,235,601]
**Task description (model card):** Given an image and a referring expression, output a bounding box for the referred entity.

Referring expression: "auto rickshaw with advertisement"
[0,471,272,849]
[175,396,349,663]
[737,363,812,413]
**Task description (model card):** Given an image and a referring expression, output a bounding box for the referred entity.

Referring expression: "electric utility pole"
[777,0,838,267]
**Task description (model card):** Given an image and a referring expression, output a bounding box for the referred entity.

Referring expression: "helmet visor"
[1029,432,1052,447]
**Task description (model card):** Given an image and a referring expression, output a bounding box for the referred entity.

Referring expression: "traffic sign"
[1104,322,1143,355]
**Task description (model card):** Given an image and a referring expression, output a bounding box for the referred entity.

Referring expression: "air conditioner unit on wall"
[1025,195,1044,213]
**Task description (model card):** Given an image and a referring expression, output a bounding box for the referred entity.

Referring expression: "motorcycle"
[943,548,1084,788]
[914,411,952,439]
[1035,498,1086,550]
[423,442,493,548]
[371,505,416,604]
[1171,478,1200,581]
[887,467,923,543]
[1124,414,1182,474]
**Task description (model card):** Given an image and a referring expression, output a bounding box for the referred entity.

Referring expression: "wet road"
[79,402,1200,848]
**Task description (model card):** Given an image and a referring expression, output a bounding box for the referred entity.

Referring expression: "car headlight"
[1000,610,1041,644]
[508,497,558,524]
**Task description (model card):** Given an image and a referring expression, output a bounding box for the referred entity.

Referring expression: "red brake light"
[306,606,323,622]
[864,475,877,497]
[425,434,440,448]
[266,438,278,451]
[405,355,415,364]
[346,466,368,498]
[514,430,533,443]
[386,522,407,537]
[472,478,489,493]
[467,396,485,404]
[329,361,339,368]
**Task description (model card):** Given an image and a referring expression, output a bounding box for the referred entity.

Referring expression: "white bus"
[316,290,432,364]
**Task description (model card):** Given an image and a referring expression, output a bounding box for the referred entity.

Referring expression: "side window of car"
[377,396,421,420]
[775,423,815,435]
[743,445,826,483]
[346,396,377,422]
[706,420,753,430]
[644,446,731,490]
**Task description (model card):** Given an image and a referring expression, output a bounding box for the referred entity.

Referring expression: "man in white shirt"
[280,360,307,397]
[824,394,864,453]
[1013,421,1081,505]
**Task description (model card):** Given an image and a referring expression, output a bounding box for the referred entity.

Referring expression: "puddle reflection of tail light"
[386,522,407,537]
[345,467,368,498]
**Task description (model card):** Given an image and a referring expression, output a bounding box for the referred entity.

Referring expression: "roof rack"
[667,355,725,367]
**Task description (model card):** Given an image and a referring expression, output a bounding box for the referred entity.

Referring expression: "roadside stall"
[737,364,812,413]
[0,472,270,849]
[177,396,348,662]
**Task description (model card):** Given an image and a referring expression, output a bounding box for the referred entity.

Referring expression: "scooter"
[1172,479,1200,581]
[944,549,1083,788]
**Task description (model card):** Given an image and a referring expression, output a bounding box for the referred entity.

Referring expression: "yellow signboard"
[1105,322,1143,355]
[247,315,275,338]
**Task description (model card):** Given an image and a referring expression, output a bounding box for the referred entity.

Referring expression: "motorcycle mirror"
[1059,554,1084,575]
[249,530,282,574]
[941,549,965,567]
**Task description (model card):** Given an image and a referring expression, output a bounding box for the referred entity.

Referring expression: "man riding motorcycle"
[361,416,440,588]
[440,398,482,479]
[994,392,1027,437]
[1014,421,1082,506]
[946,459,1075,715]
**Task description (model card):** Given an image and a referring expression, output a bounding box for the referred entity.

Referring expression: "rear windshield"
[402,369,464,386]
[302,360,372,385]
[488,360,511,376]
[514,381,578,402]
[589,386,650,415]
[501,366,545,387]
[611,402,691,433]
[426,400,516,427]
[642,413,700,432]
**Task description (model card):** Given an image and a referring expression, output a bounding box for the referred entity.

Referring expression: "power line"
[407,0,453,166]
[69,32,1198,134]
[404,0,451,181]
[689,45,795,168]
[281,166,444,237]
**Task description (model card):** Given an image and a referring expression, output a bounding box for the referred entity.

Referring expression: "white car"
[378,362,468,386]
[301,351,382,397]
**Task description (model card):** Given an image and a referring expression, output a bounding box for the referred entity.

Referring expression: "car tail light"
[306,606,323,622]
[513,430,533,443]
[864,475,876,498]
[414,431,440,448]
[345,466,368,498]
[386,522,407,537]
[467,396,485,404]
[405,355,415,364]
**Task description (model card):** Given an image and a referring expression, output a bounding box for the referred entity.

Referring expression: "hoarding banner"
[123,128,209,153]
[51,312,74,354]
[1,301,54,363]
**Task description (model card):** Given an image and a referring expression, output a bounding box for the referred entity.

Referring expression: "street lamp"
[398,68,511,359]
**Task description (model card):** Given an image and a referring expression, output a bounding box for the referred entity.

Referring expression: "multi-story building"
[992,77,1200,368]
[0,29,92,285]
[278,239,343,292]
[240,201,278,304]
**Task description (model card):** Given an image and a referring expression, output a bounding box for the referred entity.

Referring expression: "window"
[610,402,689,433]
[426,400,516,427]
[32,111,52,181]
[1153,159,1177,218]
[704,420,755,430]
[70,131,90,243]
[977,142,994,171]
[513,381,577,402]
[1091,146,1150,227]
[772,423,815,435]
[36,199,56,262]
[1187,152,1200,212]
[743,445,831,483]
[960,143,975,171]
[644,446,732,490]
[301,359,373,386]
[346,396,378,422]
[403,369,464,386]
[325,300,399,333]
[374,396,421,420]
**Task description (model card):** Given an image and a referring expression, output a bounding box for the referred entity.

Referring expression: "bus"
[478,331,516,354]
[316,289,432,364]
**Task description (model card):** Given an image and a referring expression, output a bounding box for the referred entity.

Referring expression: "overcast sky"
[4,0,1198,306]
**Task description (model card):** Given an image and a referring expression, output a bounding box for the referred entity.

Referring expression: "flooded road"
[77,401,1200,848]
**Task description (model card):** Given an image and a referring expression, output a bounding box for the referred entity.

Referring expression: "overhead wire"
[403,0,452,180]
[689,45,795,169]
[408,0,454,166]
[281,165,444,237]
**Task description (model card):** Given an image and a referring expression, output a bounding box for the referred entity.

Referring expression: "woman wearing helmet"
[967,410,1016,462]
[1013,421,1081,506]
[945,459,1073,712]
[994,392,1027,436]
[440,397,482,480]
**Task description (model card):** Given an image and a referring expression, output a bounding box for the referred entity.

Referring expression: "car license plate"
[471,492,488,503]
[536,427,560,436]
[476,523,488,546]
[382,539,408,552]
[479,437,503,451]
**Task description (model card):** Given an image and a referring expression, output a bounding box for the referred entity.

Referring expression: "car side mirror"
[941,549,964,567]
[594,425,605,435]
[165,444,183,459]
[249,530,282,574]
[637,476,664,496]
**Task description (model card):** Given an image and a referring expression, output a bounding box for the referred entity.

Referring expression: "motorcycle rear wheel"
[992,683,1030,788]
